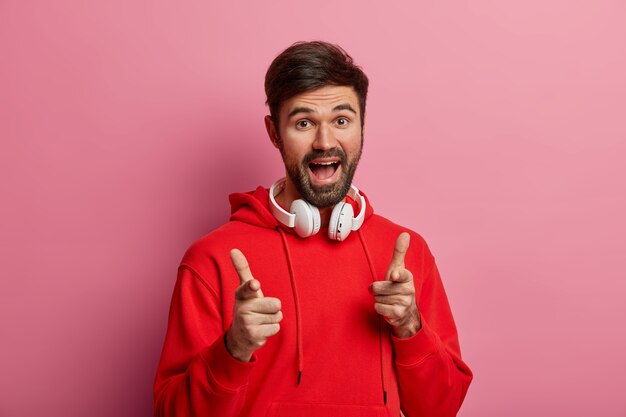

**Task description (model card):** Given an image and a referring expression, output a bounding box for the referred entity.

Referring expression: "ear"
[264,115,280,149]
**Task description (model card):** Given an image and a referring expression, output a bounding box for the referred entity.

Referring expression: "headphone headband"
[269,179,295,227]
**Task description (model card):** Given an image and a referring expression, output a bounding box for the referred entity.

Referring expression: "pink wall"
[1,1,625,416]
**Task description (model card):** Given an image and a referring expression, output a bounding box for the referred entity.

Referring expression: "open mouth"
[308,160,341,183]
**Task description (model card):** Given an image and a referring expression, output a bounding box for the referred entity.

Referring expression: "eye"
[296,119,313,129]
[336,117,350,127]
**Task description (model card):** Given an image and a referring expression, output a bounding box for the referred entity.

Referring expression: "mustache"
[302,148,347,165]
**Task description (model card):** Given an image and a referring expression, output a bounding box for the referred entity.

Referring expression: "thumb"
[231,248,264,298]
[386,232,410,280]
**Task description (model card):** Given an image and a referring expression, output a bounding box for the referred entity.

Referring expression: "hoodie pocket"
[264,401,391,417]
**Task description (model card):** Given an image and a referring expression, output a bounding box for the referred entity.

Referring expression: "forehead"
[280,85,359,116]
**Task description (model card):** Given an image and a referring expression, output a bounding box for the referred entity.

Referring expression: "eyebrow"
[333,103,357,114]
[287,103,357,120]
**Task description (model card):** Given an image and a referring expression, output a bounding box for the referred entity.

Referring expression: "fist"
[225,248,283,361]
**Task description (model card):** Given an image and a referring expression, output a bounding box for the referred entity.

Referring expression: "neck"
[275,178,335,227]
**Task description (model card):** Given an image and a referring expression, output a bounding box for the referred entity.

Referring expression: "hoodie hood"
[229,185,375,233]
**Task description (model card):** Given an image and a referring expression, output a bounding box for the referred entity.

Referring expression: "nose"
[313,123,337,151]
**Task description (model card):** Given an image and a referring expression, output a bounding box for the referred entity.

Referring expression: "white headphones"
[269,178,366,241]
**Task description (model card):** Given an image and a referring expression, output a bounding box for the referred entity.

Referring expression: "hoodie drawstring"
[277,227,304,385]
[357,229,388,405]
[276,226,387,404]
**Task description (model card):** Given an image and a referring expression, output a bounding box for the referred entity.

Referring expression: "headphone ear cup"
[291,199,321,238]
[328,202,354,241]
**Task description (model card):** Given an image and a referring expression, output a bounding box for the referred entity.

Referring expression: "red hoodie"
[154,186,472,417]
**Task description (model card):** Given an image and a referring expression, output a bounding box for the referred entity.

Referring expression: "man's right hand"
[225,248,283,362]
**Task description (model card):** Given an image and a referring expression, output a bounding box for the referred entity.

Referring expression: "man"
[154,41,472,417]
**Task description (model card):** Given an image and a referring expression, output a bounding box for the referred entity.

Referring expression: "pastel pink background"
[1,1,625,416]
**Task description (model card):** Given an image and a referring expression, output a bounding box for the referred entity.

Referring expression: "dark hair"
[265,41,369,128]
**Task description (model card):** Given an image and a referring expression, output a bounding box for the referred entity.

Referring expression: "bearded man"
[154,41,472,417]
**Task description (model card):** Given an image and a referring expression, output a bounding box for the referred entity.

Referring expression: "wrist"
[225,328,253,362]
[393,310,422,339]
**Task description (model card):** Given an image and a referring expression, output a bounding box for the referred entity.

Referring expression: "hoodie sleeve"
[153,265,256,417]
[392,254,473,417]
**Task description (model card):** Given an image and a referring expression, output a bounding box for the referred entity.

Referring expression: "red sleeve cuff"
[199,333,257,392]
[392,314,443,367]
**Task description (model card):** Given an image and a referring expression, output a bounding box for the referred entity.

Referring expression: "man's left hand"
[369,232,422,338]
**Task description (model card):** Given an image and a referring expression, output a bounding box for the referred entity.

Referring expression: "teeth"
[313,161,337,165]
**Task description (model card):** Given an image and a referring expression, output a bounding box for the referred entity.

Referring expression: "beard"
[280,145,362,208]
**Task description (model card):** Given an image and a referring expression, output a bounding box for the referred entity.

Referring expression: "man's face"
[270,85,363,207]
